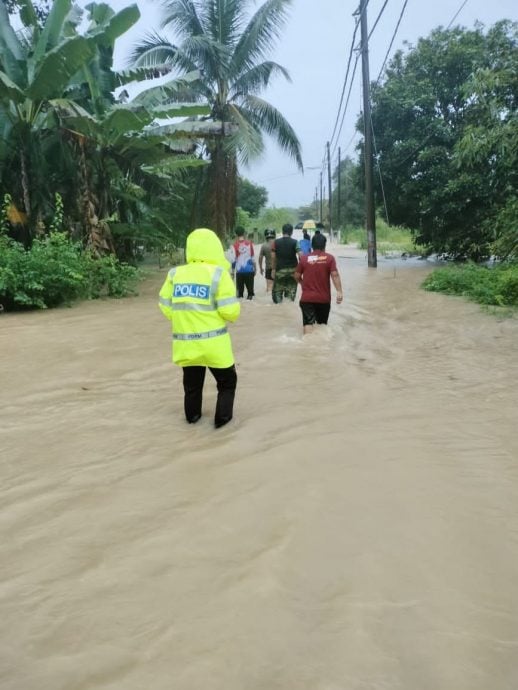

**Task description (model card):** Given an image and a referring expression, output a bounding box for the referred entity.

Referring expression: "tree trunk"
[77,138,115,254]
[20,149,31,218]
[207,140,237,239]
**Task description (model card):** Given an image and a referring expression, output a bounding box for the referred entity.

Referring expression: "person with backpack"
[258,228,276,293]
[232,226,256,300]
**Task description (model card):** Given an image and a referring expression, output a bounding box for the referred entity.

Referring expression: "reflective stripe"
[168,268,177,281]
[210,266,223,303]
[172,303,216,312]
[216,296,239,307]
[173,327,228,341]
[159,296,172,307]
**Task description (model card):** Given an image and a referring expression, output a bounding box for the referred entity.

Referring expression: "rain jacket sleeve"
[216,270,241,323]
[158,272,174,321]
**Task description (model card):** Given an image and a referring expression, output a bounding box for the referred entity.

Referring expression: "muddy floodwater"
[1,246,518,690]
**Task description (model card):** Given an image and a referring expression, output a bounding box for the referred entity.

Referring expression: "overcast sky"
[109,0,518,209]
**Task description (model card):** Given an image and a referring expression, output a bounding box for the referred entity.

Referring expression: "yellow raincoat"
[158,229,240,368]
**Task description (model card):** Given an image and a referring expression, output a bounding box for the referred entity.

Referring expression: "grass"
[341,219,426,256]
[422,262,518,308]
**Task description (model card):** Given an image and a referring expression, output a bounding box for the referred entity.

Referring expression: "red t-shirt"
[297,251,337,303]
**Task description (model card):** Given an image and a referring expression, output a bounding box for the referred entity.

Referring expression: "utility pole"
[327,141,333,242]
[359,0,377,267]
[314,186,318,218]
[337,146,342,230]
[319,171,323,223]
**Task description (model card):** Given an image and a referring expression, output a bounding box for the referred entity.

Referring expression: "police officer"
[159,228,241,428]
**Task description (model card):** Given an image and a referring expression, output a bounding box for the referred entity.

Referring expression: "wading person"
[259,229,276,293]
[294,232,343,335]
[271,223,299,303]
[158,228,240,428]
[232,226,256,300]
[299,230,311,256]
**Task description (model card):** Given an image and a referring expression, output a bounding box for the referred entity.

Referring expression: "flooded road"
[1,246,518,690]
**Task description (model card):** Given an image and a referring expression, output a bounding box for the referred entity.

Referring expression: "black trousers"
[182,365,237,425]
[236,272,254,298]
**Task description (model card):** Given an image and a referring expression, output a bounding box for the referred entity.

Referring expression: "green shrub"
[0,233,140,310]
[422,263,518,307]
[490,197,518,261]
[341,219,426,256]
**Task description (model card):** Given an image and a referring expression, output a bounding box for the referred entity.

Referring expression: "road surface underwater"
[1,246,517,689]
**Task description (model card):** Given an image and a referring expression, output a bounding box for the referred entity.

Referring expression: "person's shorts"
[299,301,331,326]
[265,268,273,280]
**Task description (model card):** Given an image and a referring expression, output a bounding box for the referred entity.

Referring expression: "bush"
[422,263,518,307]
[341,219,426,256]
[0,233,140,310]
[490,197,518,261]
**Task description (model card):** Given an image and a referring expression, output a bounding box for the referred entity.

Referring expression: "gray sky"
[110,0,518,208]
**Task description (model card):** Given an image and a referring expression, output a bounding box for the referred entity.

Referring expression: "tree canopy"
[368,20,517,260]
[237,177,268,216]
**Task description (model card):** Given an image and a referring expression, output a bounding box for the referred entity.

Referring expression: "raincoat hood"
[185,228,230,271]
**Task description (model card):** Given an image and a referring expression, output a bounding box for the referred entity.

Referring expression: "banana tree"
[55,95,211,254]
[0,0,140,228]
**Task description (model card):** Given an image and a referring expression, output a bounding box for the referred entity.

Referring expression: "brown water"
[1,247,518,690]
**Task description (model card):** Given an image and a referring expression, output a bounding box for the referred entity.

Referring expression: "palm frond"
[207,0,248,48]
[161,0,208,39]
[182,32,232,66]
[132,70,211,107]
[128,31,180,68]
[239,94,302,169]
[230,0,292,77]
[227,103,264,164]
[230,60,290,98]
[177,34,232,83]
[115,65,174,86]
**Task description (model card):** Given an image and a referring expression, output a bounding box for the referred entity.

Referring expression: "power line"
[342,129,358,157]
[331,53,360,159]
[328,17,360,151]
[368,0,390,40]
[376,0,410,84]
[256,165,321,183]
[370,113,390,224]
[447,0,469,30]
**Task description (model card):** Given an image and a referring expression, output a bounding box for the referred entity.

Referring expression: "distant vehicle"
[294,222,304,230]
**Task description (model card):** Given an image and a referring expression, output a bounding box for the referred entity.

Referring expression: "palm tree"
[131,0,303,237]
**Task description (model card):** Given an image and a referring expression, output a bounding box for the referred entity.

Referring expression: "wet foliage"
[423,263,518,307]
[0,232,140,310]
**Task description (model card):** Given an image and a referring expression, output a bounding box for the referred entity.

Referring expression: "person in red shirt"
[294,233,343,334]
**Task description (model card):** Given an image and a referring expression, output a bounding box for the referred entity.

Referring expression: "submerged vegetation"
[423,263,518,309]
[341,219,426,257]
[0,230,139,310]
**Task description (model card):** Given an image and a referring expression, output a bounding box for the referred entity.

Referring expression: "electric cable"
[331,52,360,159]
[368,0,390,40]
[376,0,410,84]
[328,16,360,151]
[370,113,390,224]
[447,0,468,29]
